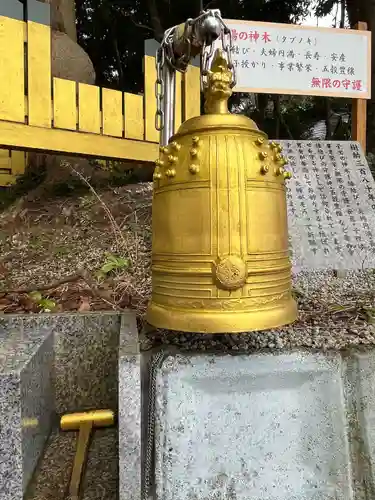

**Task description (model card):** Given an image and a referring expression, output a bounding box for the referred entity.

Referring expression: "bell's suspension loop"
[155,9,236,146]
[200,14,236,92]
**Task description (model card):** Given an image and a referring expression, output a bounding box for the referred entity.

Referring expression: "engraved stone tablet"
[278,141,375,270]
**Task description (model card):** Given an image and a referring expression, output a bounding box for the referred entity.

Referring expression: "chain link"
[155,25,180,133]
[142,350,167,500]
[155,47,165,132]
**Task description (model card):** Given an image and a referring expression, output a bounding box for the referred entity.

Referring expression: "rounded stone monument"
[27,0,96,191]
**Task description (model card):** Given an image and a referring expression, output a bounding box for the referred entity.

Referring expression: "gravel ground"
[2,182,375,353]
[141,269,375,352]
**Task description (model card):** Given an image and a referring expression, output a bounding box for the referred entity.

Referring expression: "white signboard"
[218,20,371,98]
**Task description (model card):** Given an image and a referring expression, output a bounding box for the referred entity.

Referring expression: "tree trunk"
[325,99,333,140]
[147,0,164,42]
[26,0,97,197]
[39,0,77,41]
[339,0,346,28]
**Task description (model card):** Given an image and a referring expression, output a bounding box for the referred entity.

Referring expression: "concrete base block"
[154,352,352,500]
[52,312,121,414]
[0,318,54,500]
[119,313,141,500]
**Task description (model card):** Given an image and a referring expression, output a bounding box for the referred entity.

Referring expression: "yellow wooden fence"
[0,15,201,186]
[0,150,27,186]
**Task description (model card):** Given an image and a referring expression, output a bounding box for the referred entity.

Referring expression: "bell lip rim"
[146,299,298,334]
[172,114,266,141]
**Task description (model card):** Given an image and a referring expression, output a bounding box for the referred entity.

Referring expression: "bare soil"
[0,182,153,316]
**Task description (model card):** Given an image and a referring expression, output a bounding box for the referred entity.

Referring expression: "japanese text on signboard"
[220,21,370,98]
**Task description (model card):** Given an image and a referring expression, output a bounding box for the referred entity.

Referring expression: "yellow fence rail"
[0,14,201,185]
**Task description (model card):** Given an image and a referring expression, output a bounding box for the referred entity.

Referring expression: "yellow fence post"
[27,19,52,127]
[102,88,124,138]
[0,7,27,185]
[78,83,101,134]
[53,78,77,130]
[124,93,145,140]
[10,151,27,176]
[182,61,201,122]
[0,15,25,123]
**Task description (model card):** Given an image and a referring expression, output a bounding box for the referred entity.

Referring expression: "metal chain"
[142,350,167,500]
[155,47,165,132]
[155,9,237,137]
[155,22,182,134]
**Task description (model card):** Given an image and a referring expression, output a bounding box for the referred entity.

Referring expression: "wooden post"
[352,21,368,153]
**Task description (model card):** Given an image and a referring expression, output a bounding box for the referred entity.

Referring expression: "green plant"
[28,291,57,312]
[54,245,70,257]
[96,253,130,279]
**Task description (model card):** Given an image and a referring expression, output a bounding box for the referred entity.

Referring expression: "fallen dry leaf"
[0,263,9,277]
[78,296,91,312]
[0,299,10,311]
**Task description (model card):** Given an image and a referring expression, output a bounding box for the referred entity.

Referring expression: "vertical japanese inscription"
[280,140,375,269]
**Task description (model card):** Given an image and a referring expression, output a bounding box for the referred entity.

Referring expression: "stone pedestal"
[37,0,77,42]
[0,312,129,499]
[147,348,375,500]
[119,314,142,500]
[0,317,54,500]
[153,352,351,500]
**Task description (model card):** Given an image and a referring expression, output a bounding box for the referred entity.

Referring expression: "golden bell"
[146,49,297,334]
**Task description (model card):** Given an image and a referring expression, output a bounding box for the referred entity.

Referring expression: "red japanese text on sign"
[231,29,272,43]
[311,77,363,90]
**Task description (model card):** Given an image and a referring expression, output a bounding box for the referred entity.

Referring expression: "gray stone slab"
[154,351,352,500]
[119,312,141,500]
[53,312,121,414]
[2,313,122,415]
[0,318,54,500]
[279,140,375,270]
[27,0,50,26]
[0,372,22,500]
[21,332,54,490]
[144,38,160,58]
[0,315,54,345]
[345,352,375,499]
[0,0,24,21]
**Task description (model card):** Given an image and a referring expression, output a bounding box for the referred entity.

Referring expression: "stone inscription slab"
[278,140,375,270]
[154,353,352,500]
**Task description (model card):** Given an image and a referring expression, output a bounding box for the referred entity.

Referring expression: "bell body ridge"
[146,50,297,333]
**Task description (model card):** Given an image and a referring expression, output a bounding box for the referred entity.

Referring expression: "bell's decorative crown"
[204,49,233,115]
